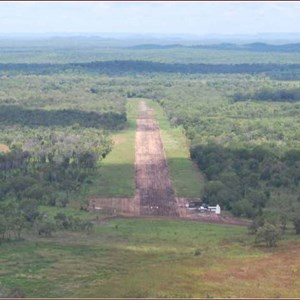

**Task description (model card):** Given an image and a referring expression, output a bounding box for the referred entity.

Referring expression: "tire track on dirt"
[135,101,179,217]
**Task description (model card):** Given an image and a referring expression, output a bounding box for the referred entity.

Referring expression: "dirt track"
[135,101,178,216]
[90,101,178,217]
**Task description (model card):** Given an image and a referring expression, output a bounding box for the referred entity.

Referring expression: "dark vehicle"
[186,201,203,209]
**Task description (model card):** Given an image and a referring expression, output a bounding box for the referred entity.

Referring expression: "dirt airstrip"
[90,101,178,217]
[90,101,246,225]
[135,101,179,217]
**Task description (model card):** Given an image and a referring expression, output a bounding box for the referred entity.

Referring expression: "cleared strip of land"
[90,100,179,217]
[147,101,204,198]
[89,99,204,218]
[135,101,178,216]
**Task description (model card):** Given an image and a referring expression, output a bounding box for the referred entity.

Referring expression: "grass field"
[1,218,299,298]
[80,99,139,199]
[148,100,204,198]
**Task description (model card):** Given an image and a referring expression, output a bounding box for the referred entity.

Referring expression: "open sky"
[0,1,300,35]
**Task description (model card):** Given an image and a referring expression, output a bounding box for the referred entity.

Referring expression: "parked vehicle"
[198,203,209,212]
[185,201,202,209]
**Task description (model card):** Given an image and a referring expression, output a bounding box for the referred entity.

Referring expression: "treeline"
[1,61,300,76]
[234,88,300,103]
[0,74,127,130]
[0,130,112,210]
[0,199,94,242]
[0,73,127,243]
[191,144,300,217]
[153,74,300,235]
[0,63,68,75]
[0,106,126,130]
[0,74,127,223]
[190,143,300,239]
[270,70,300,81]
[0,141,100,242]
[75,61,300,76]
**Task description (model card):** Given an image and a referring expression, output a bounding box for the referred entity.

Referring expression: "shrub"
[36,220,56,237]
[194,248,201,256]
[255,223,281,247]
[293,217,300,234]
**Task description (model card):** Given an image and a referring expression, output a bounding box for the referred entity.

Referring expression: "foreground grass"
[148,100,204,198]
[81,100,139,198]
[1,218,299,298]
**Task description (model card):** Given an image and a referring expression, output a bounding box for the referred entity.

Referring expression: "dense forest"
[1,61,300,77]
[234,87,300,102]
[0,73,127,241]
[151,74,300,232]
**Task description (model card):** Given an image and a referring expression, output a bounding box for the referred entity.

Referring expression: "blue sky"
[0,1,300,35]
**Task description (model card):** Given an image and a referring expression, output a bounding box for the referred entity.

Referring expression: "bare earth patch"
[135,101,178,217]
[0,144,10,153]
[201,241,300,297]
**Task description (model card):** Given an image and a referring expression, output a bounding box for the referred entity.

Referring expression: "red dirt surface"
[135,101,179,217]
[0,144,10,153]
[202,241,300,297]
[89,197,139,216]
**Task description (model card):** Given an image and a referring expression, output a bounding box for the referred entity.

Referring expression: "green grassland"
[80,99,139,198]
[1,218,299,298]
[148,100,203,198]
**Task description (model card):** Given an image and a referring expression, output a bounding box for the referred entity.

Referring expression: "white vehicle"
[198,204,221,214]
[199,206,208,213]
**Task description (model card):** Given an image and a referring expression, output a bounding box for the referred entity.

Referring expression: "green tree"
[12,215,27,240]
[232,198,255,218]
[248,215,265,234]
[0,214,7,241]
[19,198,39,223]
[36,220,56,237]
[54,213,70,229]
[255,223,281,247]
[293,216,300,234]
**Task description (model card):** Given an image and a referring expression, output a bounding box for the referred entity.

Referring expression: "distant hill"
[129,42,300,52]
[242,42,300,52]
[129,44,183,50]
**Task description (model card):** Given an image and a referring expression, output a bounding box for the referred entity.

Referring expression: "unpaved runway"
[90,101,178,217]
[89,101,247,224]
[135,101,178,216]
